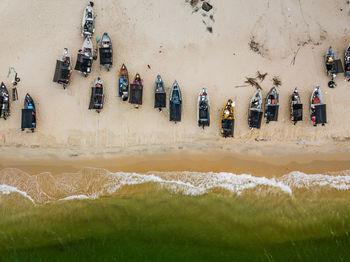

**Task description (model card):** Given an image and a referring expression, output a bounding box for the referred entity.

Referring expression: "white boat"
[248,89,263,129]
[81,2,95,37]
[310,86,326,126]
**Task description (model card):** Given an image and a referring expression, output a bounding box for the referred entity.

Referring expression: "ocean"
[0,168,350,261]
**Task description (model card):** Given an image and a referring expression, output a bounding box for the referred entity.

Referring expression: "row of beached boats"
[325,46,350,87]
[2,1,324,134]
[220,86,326,137]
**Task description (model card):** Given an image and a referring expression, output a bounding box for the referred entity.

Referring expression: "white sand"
[0,0,349,158]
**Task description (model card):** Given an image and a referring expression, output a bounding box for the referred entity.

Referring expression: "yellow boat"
[221,99,235,137]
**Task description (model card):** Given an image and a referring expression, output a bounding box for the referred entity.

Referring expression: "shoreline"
[1,142,350,176]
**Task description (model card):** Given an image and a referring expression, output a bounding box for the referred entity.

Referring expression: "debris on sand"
[206,26,213,33]
[272,76,282,87]
[245,77,262,90]
[256,71,268,82]
[202,2,213,12]
[249,36,266,56]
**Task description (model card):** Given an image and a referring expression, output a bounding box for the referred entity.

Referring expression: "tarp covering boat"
[53,48,71,88]
[198,88,210,128]
[88,77,104,112]
[99,33,112,70]
[221,99,234,137]
[264,87,279,123]
[310,86,326,126]
[325,46,343,80]
[169,81,182,122]
[248,89,263,129]
[118,64,129,101]
[129,74,143,105]
[0,82,9,120]
[154,75,166,109]
[75,54,92,75]
[21,93,36,132]
[75,37,93,76]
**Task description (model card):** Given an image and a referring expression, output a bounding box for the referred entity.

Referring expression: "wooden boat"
[118,64,129,101]
[129,73,143,107]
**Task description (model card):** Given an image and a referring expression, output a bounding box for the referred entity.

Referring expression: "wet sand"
[1,143,350,177]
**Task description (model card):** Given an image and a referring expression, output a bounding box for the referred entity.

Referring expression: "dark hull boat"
[129,74,143,107]
[75,37,93,77]
[344,45,350,78]
[310,86,326,126]
[325,46,343,87]
[21,93,36,132]
[248,89,263,130]
[264,87,279,123]
[89,77,104,113]
[53,48,72,89]
[118,64,129,101]
[81,2,95,37]
[325,47,337,80]
[290,88,302,125]
[221,99,234,138]
[0,82,9,120]
[198,88,210,128]
[99,32,113,71]
[154,75,166,110]
[169,81,182,122]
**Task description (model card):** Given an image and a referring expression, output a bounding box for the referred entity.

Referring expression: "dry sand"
[0,0,349,173]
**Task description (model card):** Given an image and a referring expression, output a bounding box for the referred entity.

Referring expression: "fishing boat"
[198,88,210,128]
[99,32,113,71]
[169,81,182,122]
[325,47,337,81]
[290,88,303,125]
[248,89,263,130]
[0,82,9,120]
[344,45,350,78]
[21,93,36,132]
[53,48,72,89]
[75,36,93,77]
[118,64,129,101]
[88,77,104,113]
[310,86,326,126]
[154,75,166,111]
[264,87,279,123]
[129,73,143,107]
[81,2,95,37]
[220,99,234,137]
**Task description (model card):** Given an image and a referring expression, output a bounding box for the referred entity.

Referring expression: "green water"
[0,187,350,261]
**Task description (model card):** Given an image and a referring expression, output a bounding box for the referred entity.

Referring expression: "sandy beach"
[0,0,349,157]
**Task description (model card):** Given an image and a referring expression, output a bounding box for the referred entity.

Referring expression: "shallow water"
[1,168,350,261]
[1,168,350,203]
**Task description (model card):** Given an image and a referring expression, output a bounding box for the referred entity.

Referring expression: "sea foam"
[0,168,350,204]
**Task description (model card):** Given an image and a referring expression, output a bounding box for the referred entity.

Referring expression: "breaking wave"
[0,168,349,204]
